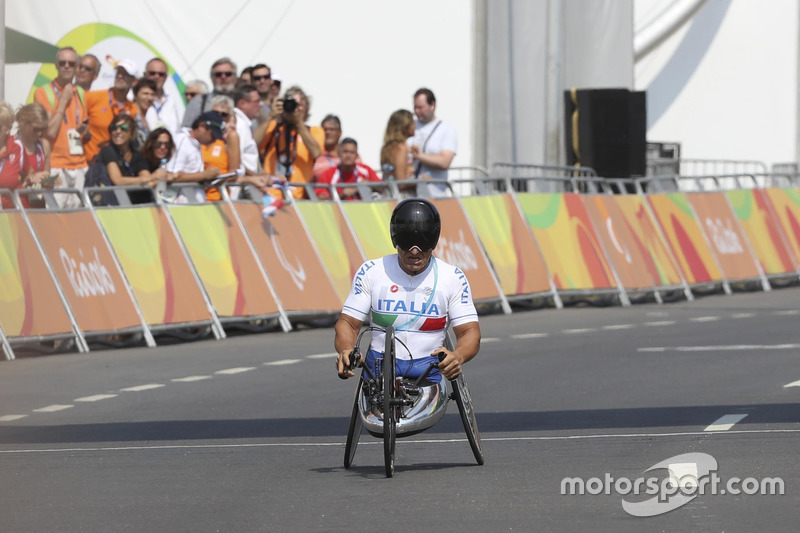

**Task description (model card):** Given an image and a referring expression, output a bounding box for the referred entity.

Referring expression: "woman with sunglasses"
[99,114,155,203]
[141,128,175,183]
[16,103,55,188]
[132,78,157,151]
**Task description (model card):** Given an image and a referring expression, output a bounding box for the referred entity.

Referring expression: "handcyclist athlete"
[334,197,481,382]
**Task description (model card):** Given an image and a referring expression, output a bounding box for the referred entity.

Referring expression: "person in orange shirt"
[257,85,322,200]
[84,59,138,163]
[33,46,91,208]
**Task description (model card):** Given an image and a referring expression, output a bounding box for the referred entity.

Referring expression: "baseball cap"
[271,70,283,84]
[197,111,225,140]
[115,59,140,78]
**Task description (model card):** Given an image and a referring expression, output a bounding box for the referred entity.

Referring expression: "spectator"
[380,109,415,191]
[132,78,157,151]
[269,71,282,103]
[99,114,155,204]
[0,101,23,209]
[143,57,182,135]
[313,114,342,181]
[316,138,380,201]
[257,85,323,200]
[84,59,138,163]
[232,84,262,175]
[182,57,237,127]
[239,66,254,86]
[183,80,208,104]
[16,103,56,207]
[140,127,175,182]
[33,46,90,208]
[410,87,457,197]
[249,63,273,129]
[75,53,100,92]
[203,95,240,201]
[167,111,224,186]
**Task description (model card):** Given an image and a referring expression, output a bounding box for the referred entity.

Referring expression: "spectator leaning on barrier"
[411,88,457,197]
[166,111,225,199]
[183,80,208,104]
[203,95,239,201]
[0,101,23,209]
[84,59,138,163]
[316,137,381,201]
[99,114,156,204]
[75,53,100,92]
[33,46,90,209]
[143,57,182,136]
[232,84,263,175]
[313,114,342,182]
[141,127,175,182]
[257,85,323,200]
[182,57,237,128]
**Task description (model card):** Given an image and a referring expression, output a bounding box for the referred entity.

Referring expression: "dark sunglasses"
[213,71,235,78]
[146,70,167,78]
[217,112,230,119]
[110,124,130,132]
[154,141,171,148]
[57,60,76,68]
[77,64,94,72]
[252,74,271,81]
[184,91,199,98]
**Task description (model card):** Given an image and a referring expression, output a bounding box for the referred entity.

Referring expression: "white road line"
[731,312,755,318]
[637,344,800,353]
[0,415,28,422]
[171,376,212,382]
[644,320,676,326]
[774,310,800,316]
[783,379,800,388]
[510,333,548,339]
[306,353,336,359]
[119,384,164,392]
[214,367,256,375]
[562,328,597,334]
[704,414,748,432]
[5,428,800,454]
[602,324,635,330]
[74,394,117,402]
[264,359,301,366]
[481,337,501,343]
[33,405,73,413]
[691,316,720,322]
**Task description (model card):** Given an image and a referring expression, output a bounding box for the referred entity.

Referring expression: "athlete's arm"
[433,321,481,380]
[334,313,363,379]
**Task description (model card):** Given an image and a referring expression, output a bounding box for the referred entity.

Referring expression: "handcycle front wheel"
[383,326,397,478]
[343,375,364,469]
[451,372,484,465]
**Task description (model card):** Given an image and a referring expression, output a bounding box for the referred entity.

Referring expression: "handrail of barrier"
[680,159,768,178]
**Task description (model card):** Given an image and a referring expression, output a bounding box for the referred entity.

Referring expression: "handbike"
[343,325,484,477]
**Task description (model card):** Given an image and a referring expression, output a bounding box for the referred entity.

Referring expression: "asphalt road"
[1,287,799,532]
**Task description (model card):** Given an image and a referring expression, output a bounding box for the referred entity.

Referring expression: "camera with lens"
[282,97,297,114]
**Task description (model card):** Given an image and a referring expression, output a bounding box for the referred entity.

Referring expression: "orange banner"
[96,207,214,326]
[26,211,143,332]
[431,198,504,302]
[168,204,280,318]
[234,202,342,314]
[685,192,762,282]
[460,194,554,296]
[0,212,74,338]
[763,187,800,266]
[583,195,677,290]
[647,193,723,284]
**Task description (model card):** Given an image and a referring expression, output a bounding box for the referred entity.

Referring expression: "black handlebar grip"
[435,351,447,365]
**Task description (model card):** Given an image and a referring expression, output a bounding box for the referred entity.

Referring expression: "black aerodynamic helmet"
[390,198,441,252]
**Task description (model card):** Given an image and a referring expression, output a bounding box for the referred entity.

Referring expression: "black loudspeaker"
[564,88,647,178]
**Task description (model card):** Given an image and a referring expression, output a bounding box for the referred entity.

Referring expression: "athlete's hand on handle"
[433,348,463,380]
[336,350,356,380]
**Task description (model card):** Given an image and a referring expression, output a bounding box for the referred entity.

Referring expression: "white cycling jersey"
[342,255,478,360]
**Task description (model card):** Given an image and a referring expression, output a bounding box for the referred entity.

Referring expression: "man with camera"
[257,85,323,199]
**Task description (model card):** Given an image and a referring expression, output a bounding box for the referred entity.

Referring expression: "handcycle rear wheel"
[452,372,484,465]
[343,375,364,469]
[383,326,396,478]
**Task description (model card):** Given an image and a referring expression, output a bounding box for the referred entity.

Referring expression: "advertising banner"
[725,189,799,275]
[516,193,616,290]
[760,188,800,273]
[430,198,505,302]
[234,202,342,314]
[647,193,723,284]
[340,201,397,260]
[459,194,553,296]
[96,207,213,325]
[26,211,142,332]
[168,204,280,318]
[295,201,366,303]
[0,212,74,338]
[685,192,762,282]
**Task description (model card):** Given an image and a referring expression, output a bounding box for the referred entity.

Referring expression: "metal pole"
[507,0,518,164]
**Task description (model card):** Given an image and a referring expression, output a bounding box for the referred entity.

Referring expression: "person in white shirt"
[142,58,183,135]
[410,88,458,197]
